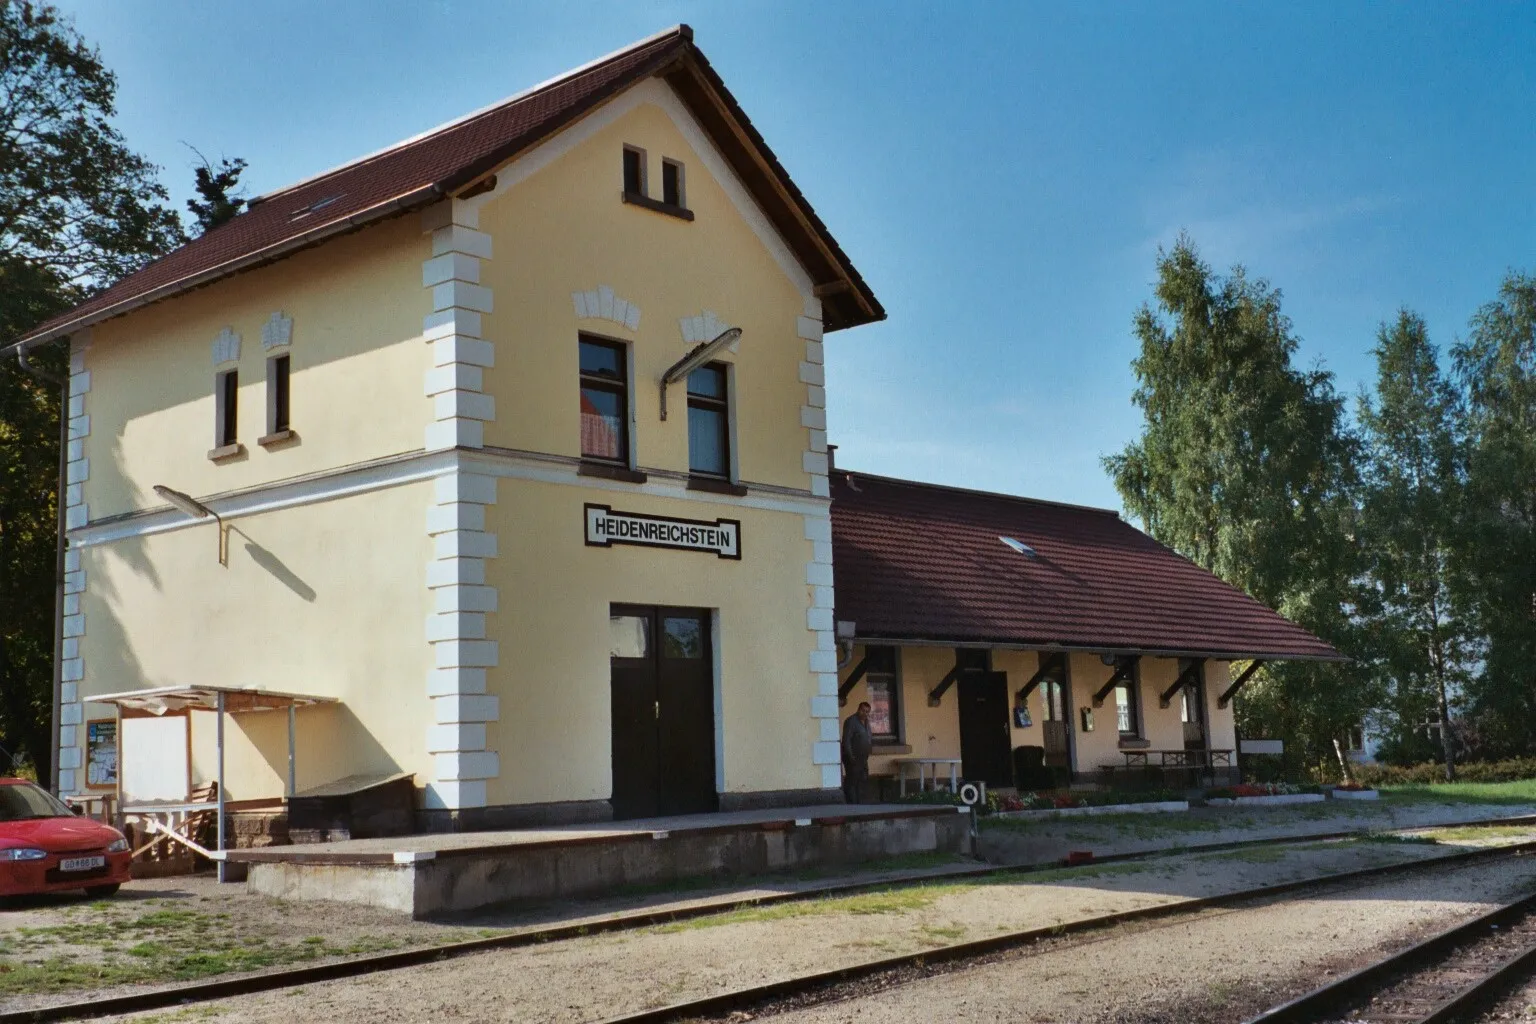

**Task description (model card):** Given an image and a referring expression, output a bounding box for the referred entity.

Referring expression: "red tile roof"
[831,469,1343,662]
[9,26,881,353]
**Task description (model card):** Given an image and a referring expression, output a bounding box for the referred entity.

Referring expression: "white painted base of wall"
[1206,793,1326,807]
[1329,789,1380,801]
[992,800,1189,822]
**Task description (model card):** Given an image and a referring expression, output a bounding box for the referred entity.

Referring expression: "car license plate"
[58,855,105,872]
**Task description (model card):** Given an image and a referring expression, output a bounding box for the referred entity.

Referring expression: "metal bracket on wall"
[1217,660,1266,709]
[1159,658,1205,709]
[1091,656,1139,708]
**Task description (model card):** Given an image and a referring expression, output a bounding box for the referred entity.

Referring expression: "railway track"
[1245,889,1536,1024]
[4,817,1534,1023]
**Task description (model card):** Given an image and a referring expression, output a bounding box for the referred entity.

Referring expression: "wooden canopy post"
[1159,659,1205,709]
[1091,656,1139,708]
[215,690,227,883]
[1218,660,1266,709]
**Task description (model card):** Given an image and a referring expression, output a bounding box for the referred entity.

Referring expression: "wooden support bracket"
[1159,658,1205,709]
[1218,660,1266,709]
[927,658,965,707]
[837,653,873,707]
[1015,653,1065,705]
[1091,656,1139,708]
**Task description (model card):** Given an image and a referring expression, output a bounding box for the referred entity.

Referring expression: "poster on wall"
[85,719,118,788]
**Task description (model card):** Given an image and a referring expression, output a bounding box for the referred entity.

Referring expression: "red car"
[0,778,132,899]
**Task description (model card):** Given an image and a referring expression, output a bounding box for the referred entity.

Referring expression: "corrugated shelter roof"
[830,469,1343,662]
[7,25,881,354]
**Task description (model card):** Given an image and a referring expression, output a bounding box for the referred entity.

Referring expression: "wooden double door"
[609,605,718,820]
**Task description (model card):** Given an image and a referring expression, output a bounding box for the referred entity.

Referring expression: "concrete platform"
[226,803,972,918]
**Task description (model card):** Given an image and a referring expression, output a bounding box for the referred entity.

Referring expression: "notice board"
[121,715,189,803]
[85,719,117,788]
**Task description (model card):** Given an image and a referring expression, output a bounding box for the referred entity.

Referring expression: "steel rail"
[4,817,1534,1024]
[1244,889,1536,1024]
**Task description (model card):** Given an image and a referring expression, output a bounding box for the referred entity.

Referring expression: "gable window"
[863,646,901,743]
[662,159,685,208]
[214,369,238,448]
[622,146,646,197]
[579,336,629,464]
[1115,663,1142,737]
[262,354,291,443]
[686,363,729,478]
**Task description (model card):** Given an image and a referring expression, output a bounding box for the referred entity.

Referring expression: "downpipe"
[16,342,68,795]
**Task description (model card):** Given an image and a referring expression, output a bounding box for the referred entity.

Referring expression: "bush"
[1353,757,1536,787]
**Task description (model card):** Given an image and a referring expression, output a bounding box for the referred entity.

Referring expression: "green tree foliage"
[0,1,182,781]
[1452,272,1536,758]
[186,150,247,235]
[1105,236,1371,775]
[1356,311,1471,778]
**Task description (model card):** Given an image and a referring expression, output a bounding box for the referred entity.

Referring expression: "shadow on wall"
[232,527,316,603]
[237,701,402,797]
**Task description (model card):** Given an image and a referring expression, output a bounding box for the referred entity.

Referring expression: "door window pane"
[1042,680,1064,721]
[609,615,649,659]
[1116,683,1137,735]
[662,617,704,659]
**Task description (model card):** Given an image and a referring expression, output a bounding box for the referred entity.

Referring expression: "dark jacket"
[842,713,873,764]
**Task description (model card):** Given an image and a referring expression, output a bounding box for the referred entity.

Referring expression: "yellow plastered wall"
[475,95,813,489]
[82,216,431,519]
[74,481,435,799]
[479,479,820,805]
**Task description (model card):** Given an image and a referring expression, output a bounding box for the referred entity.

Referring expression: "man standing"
[841,701,873,804]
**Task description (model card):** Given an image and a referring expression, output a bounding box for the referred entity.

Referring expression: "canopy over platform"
[92,685,338,716]
[91,686,338,881]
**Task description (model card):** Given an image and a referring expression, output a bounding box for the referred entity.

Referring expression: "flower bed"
[987,788,1189,820]
[1330,782,1379,801]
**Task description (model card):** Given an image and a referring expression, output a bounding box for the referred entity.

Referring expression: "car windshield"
[0,782,74,821]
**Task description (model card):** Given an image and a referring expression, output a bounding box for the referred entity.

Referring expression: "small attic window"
[999,536,1036,557]
[622,146,646,196]
[662,159,685,207]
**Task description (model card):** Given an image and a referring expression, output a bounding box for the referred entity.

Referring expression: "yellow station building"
[8,28,1338,833]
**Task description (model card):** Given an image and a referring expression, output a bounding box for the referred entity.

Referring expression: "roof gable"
[10,26,881,353]
[830,469,1343,662]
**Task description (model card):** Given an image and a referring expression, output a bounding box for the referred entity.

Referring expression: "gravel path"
[93,832,1536,1023]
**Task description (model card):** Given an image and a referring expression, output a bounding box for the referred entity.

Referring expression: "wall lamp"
[659,327,742,420]
[153,485,227,567]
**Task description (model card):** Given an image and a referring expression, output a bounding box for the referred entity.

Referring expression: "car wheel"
[84,883,120,898]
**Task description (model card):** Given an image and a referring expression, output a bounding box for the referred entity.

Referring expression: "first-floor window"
[579,336,628,463]
[686,363,729,477]
[862,646,900,742]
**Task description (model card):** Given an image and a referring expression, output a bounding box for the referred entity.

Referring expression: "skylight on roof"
[289,194,344,220]
[999,536,1036,557]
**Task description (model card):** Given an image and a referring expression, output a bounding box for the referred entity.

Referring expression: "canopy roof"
[7,25,881,355]
[91,686,338,716]
[831,469,1344,663]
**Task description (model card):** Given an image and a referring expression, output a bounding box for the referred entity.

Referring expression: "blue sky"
[59,2,1536,511]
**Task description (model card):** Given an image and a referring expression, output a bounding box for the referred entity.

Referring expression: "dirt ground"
[73,826,1536,1023]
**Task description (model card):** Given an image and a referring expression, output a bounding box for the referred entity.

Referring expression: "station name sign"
[584,504,741,560]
